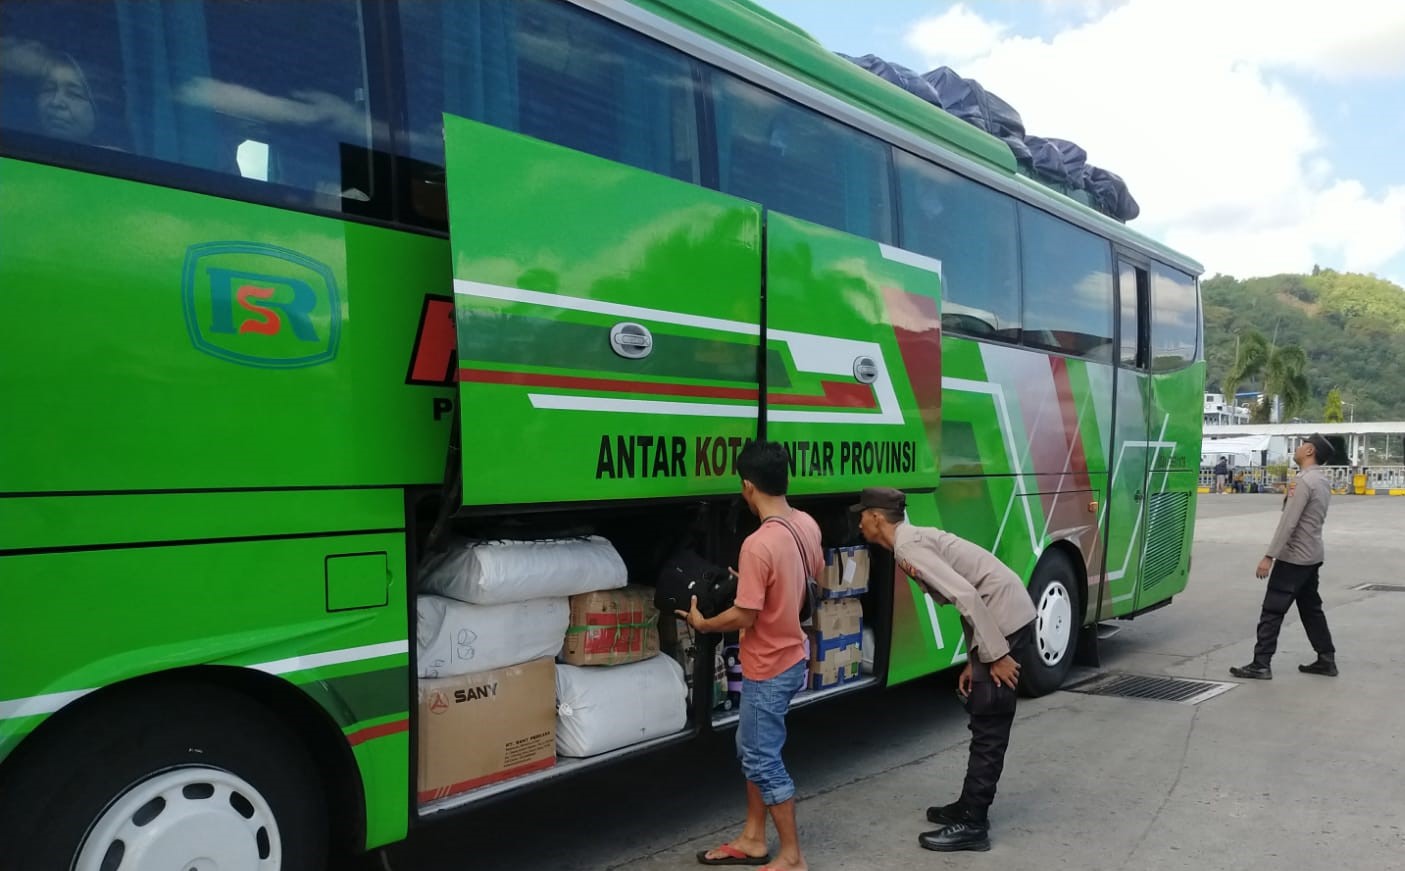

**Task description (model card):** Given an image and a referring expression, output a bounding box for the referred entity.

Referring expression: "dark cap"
[849,486,907,513]
[1304,433,1334,463]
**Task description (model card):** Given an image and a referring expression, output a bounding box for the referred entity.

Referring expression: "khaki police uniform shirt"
[1266,465,1330,565]
[893,523,1037,662]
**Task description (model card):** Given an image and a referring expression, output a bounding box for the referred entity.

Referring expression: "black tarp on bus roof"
[839,53,1140,222]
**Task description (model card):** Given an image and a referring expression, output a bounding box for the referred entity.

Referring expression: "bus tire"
[0,681,329,871]
[1018,552,1081,697]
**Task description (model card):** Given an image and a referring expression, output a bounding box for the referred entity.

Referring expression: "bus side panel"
[886,340,1113,684]
[0,158,453,849]
[0,531,411,848]
[1139,360,1206,606]
[0,158,454,494]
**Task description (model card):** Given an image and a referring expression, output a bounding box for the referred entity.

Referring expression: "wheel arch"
[0,665,366,856]
[1035,538,1089,622]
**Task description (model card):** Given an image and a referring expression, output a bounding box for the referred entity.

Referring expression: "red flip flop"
[695,843,771,866]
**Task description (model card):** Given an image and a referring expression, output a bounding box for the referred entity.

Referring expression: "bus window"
[1019,205,1116,359]
[0,1,376,208]
[1151,263,1200,371]
[895,149,1020,341]
[710,70,894,243]
[395,0,703,228]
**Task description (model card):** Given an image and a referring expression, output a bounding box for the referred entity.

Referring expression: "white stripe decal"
[0,688,89,722]
[248,640,409,677]
[530,394,760,419]
[923,592,945,651]
[454,279,760,336]
[0,640,409,721]
[878,244,943,276]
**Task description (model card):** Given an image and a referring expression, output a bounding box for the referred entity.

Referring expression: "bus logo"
[182,241,341,368]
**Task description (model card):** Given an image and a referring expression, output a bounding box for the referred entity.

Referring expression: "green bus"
[0,0,1203,866]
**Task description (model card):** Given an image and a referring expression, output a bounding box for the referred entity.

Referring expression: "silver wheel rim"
[1035,580,1074,667]
[75,767,281,871]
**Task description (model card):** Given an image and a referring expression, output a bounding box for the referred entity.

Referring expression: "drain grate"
[1353,583,1405,593]
[1064,673,1236,705]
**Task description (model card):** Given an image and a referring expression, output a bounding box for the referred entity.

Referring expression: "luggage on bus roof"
[837,52,1139,222]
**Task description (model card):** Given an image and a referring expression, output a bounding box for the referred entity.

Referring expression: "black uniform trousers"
[1253,560,1335,666]
[958,621,1034,819]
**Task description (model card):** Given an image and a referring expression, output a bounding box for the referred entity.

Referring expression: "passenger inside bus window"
[1,1,375,209]
[36,53,97,143]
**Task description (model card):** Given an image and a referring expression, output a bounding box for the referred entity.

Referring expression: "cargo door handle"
[609,322,653,359]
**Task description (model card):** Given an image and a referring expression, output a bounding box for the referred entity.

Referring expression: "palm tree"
[1221,330,1309,423]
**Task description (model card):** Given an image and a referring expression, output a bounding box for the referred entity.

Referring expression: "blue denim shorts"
[736,658,806,805]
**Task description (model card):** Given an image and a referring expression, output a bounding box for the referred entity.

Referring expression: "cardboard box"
[819,546,870,599]
[417,658,556,802]
[808,643,861,690]
[812,598,863,639]
[561,585,660,666]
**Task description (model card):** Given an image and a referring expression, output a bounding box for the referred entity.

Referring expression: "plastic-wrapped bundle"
[1087,166,1140,221]
[420,536,627,605]
[838,53,943,104]
[1027,136,1090,191]
[555,656,688,758]
[416,595,569,678]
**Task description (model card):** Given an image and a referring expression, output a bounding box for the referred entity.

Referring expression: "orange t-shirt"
[733,510,823,681]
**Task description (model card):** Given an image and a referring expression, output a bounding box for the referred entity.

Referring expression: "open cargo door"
[763,213,942,494]
[444,115,763,507]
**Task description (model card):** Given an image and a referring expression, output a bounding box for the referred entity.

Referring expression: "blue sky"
[762,0,1405,287]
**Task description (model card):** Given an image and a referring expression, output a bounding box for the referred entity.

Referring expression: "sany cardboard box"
[561,585,659,667]
[808,643,860,691]
[819,545,870,599]
[417,658,556,802]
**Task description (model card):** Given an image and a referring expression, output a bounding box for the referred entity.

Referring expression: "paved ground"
[366,495,1405,871]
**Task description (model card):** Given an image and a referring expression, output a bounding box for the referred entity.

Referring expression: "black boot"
[1298,654,1338,676]
[1230,662,1272,680]
[919,818,991,852]
[925,801,967,826]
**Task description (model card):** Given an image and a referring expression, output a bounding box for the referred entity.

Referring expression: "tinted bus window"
[396,0,702,226]
[1151,263,1199,371]
[895,150,1020,340]
[0,1,375,208]
[710,71,893,242]
[1019,206,1115,359]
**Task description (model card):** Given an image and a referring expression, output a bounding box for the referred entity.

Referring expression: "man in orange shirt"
[680,441,822,871]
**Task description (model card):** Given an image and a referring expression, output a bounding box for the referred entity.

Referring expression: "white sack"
[416,595,568,678]
[555,655,688,758]
[420,536,627,605]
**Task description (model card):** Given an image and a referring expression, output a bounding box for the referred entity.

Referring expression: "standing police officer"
[852,487,1036,853]
[1230,433,1338,680]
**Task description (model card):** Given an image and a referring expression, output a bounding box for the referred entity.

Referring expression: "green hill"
[1202,269,1405,421]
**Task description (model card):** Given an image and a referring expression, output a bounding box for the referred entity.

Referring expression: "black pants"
[1253,560,1335,666]
[958,623,1034,818]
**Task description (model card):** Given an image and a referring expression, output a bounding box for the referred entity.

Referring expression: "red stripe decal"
[346,718,409,747]
[880,287,942,440]
[459,369,877,410]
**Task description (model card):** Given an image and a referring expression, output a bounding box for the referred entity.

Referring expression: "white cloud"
[903,4,1008,68]
[901,0,1405,282]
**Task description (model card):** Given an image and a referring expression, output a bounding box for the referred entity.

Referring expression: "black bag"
[765,516,820,625]
[654,548,736,619]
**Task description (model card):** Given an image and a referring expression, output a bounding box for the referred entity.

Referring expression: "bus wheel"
[1019,552,1081,697]
[0,682,328,871]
